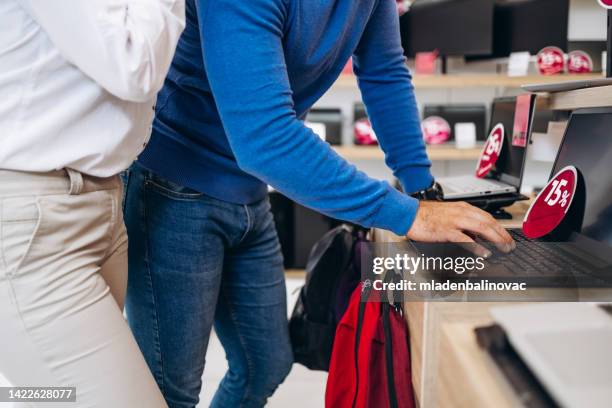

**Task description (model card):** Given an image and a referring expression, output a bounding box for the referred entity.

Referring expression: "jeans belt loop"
[66,168,84,195]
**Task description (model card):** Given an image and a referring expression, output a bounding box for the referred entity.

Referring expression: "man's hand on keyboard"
[406,201,516,257]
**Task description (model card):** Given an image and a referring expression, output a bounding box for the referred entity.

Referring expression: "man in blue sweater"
[123,0,514,406]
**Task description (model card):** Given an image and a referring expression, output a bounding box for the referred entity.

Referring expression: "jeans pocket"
[145,173,204,201]
[0,197,41,277]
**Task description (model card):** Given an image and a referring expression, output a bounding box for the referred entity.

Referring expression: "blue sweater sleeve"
[353,0,434,194]
[197,0,420,236]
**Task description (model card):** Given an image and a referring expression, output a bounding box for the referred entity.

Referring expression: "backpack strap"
[382,303,399,408]
[351,281,370,408]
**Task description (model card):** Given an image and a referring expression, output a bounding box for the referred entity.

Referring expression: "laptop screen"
[488,96,534,188]
[552,109,612,245]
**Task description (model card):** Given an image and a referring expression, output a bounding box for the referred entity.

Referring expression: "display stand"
[446,193,530,220]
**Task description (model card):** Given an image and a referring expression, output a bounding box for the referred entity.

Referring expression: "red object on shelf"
[512,94,532,147]
[415,50,438,75]
[396,0,411,15]
[536,46,565,75]
[523,166,577,239]
[598,0,612,9]
[354,118,378,146]
[421,116,450,145]
[475,123,504,178]
[567,50,594,74]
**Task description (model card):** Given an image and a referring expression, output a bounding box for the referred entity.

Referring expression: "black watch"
[410,181,442,200]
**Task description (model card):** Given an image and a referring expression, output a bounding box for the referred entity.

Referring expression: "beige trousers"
[0,169,167,408]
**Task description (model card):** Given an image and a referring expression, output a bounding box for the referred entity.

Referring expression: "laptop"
[522,77,612,93]
[483,108,612,286]
[491,303,612,408]
[436,95,535,200]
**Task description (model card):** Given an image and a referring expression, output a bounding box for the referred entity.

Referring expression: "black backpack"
[289,224,369,371]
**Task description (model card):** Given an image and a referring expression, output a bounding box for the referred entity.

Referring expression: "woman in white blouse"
[0,1,184,406]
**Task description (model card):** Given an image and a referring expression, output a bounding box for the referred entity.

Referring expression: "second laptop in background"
[435,95,536,200]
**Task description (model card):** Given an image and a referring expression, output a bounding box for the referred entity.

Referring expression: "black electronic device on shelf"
[491,0,569,57]
[422,104,488,141]
[305,108,343,146]
[353,103,368,122]
[399,0,495,71]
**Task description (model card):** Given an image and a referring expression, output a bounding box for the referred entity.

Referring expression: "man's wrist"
[410,180,441,200]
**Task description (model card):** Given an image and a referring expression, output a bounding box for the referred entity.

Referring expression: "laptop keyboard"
[485,229,599,277]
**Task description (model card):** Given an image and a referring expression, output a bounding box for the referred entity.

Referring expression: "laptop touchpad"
[525,328,612,386]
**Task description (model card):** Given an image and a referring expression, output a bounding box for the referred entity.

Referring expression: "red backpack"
[325,283,415,408]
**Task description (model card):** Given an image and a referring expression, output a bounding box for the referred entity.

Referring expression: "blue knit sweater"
[139,0,433,235]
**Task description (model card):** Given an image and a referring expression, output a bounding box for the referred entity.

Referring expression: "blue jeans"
[123,163,293,408]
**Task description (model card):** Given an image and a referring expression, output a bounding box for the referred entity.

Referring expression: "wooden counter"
[547,84,612,111]
[333,145,483,162]
[332,73,604,90]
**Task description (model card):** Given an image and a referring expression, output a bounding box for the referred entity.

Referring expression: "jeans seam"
[237,205,251,244]
[222,288,255,407]
[121,169,131,214]
[143,186,166,395]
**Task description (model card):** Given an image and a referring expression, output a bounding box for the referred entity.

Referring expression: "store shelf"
[331,73,604,90]
[547,84,612,111]
[285,269,306,278]
[333,145,482,161]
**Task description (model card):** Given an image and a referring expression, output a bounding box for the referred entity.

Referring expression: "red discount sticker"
[537,46,565,75]
[354,118,378,145]
[396,0,411,15]
[598,0,612,9]
[567,50,593,74]
[422,116,451,145]
[475,123,504,178]
[523,166,577,239]
[512,94,532,147]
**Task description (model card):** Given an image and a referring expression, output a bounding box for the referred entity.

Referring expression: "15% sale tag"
[523,166,578,239]
[475,123,504,178]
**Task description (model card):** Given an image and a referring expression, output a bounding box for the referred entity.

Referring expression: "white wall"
[569,0,608,40]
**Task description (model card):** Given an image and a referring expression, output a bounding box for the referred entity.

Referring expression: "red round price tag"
[567,50,593,74]
[537,46,565,75]
[422,116,451,145]
[598,0,612,9]
[354,118,378,145]
[475,123,504,178]
[523,166,578,239]
[396,0,410,15]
